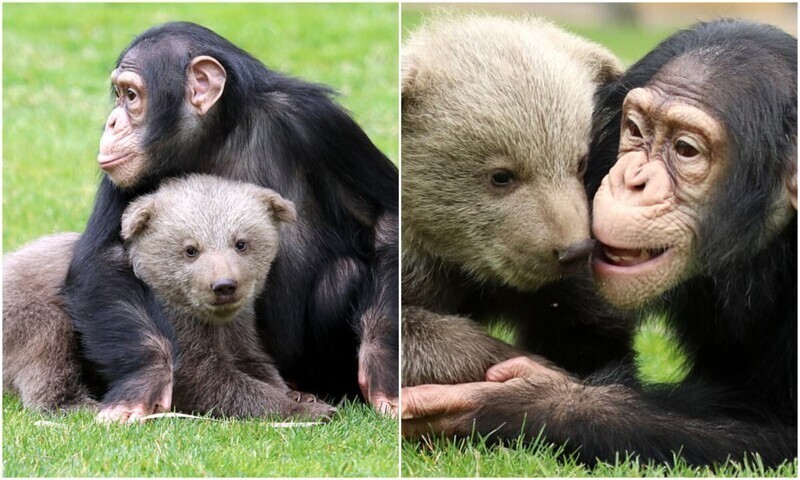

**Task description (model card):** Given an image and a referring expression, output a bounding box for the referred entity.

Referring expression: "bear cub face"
[402,15,622,291]
[121,174,296,324]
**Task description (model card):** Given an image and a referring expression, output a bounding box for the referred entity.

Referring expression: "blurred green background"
[403,3,797,67]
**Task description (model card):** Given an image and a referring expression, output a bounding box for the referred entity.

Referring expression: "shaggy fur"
[401,15,632,386]
[3,234,97,411]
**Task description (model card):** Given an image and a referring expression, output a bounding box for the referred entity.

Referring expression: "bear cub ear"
[539,23,623,87]
[257,189,297,224]
[121,195,157,241]
[401,50,426,110]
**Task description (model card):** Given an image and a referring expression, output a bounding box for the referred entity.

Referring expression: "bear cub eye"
[489,169,515,187]
[185,246,199,258]
[235,240,248,252]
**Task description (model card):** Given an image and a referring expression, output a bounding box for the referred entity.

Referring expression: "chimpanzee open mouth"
[595,243,669,267]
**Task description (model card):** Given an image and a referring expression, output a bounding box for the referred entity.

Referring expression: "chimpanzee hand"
[401,356,568,438]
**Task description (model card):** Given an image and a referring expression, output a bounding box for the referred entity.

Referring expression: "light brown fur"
[401,15,623,386]
[121,174,334,419]
[3,233,98,411]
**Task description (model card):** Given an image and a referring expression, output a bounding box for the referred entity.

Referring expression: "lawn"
[400,7,798,478]
[3,3,399,477]
[3,396,397,477]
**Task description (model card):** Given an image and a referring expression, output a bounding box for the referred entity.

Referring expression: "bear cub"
[117,174,336,421]
[4,175,334,421]
[401,15,632,386]
[3,233,96,411]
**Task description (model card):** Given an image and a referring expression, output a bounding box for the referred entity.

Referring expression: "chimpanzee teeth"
[604,248,653,266]
[602,243,674,267]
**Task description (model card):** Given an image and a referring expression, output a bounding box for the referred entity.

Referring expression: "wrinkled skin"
[97,55,225,188]
[97,70,147,186]
[592,76,731,309]
[402,356,568,438]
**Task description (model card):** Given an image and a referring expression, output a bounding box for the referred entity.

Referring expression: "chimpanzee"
[62,22,399,421]
[402,19,797,467]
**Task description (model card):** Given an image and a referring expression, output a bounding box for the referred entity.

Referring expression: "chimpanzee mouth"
[596,243,669,268]
[97,152,133,169]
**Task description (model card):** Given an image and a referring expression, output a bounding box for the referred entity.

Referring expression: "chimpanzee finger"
[485,356,565,383]
[401,383,489,420]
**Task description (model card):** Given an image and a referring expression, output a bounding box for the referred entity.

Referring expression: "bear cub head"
[120,174,296,323]
[402,15,622,290]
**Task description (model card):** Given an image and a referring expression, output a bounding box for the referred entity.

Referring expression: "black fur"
[63,22,398,405]
[432,19,796,469]
[560,19,797,466]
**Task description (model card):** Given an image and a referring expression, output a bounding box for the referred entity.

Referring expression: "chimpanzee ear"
[121,195,156,241]
[258,189,297,224]
[188,56,227,116]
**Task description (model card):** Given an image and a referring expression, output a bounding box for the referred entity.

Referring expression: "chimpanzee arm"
[62,177,176,421]
[356,212,400,413]
[403,365,796,467]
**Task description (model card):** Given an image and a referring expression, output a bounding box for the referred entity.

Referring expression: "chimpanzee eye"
[675,140,699,158]
[185,246,198,258]
[126,89,137,102]
[235,240,248,252]
[489,169,515,187]
[625,118,643,138]
[113,86,121,99]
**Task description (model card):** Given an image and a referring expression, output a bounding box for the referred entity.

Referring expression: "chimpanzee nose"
[554,238,596,270]
[212,278,238,297]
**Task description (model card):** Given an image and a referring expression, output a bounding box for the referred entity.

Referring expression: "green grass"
[3,3,399,252]
[3,396,398,477]
[402,436,798,478]
[403,319,797,477]
[400,8,797,477]
[3,3,399,477]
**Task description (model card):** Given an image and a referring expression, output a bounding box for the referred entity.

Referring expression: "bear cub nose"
[212,278,239,302]
[554,238,596,271]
